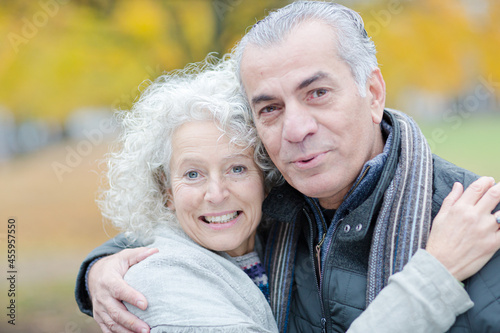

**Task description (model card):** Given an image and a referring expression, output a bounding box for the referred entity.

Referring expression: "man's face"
[240,20,386,208]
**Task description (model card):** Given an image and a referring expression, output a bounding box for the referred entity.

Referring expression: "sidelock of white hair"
[98,55,281,243]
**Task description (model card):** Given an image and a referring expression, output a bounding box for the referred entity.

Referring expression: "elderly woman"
[87,56,498,333]
[101,57,278,331]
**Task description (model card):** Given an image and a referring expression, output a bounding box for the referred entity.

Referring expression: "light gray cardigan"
[124,225,472,333]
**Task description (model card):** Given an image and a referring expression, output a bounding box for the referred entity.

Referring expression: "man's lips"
[291,151,329,169]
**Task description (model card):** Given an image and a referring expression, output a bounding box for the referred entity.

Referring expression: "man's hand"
[427,176,500,281]
[88,247,159,333]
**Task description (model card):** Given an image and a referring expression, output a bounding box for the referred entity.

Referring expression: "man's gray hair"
[99,55,280,242]
[233,0,378,97]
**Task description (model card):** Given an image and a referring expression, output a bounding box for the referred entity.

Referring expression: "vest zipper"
[311,200,328,280]
[315,232,326,278]
[303,207,328,332]
[308,200,343,332]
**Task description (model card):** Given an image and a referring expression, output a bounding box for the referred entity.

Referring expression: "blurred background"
[1,0,499,332]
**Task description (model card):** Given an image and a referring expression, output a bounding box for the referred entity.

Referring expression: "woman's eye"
[232,166,246,174]
[187,171,199,179]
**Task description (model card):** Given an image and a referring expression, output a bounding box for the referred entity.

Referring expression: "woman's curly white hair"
[99,55,281,242]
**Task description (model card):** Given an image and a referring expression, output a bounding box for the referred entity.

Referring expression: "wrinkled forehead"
[239,21,339,77]
[172,120,254,159]
[239,23,343,99]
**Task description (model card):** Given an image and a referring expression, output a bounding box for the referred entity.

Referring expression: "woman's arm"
[348,249,472,333]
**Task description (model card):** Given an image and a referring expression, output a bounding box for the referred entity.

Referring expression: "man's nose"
[204,178,229,204]
[282,102,318,143]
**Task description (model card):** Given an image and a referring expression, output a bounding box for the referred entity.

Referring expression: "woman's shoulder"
[122,226,278,332]
[125,225,243,283]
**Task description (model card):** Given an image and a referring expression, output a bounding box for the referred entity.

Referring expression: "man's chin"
[289,177,348,209]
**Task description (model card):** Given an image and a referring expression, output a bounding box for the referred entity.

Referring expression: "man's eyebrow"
[251,94,276,107]
[296,71,329,91]
[250,71,329,107]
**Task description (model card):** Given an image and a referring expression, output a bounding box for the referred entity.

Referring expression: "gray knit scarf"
[366,110,433,304]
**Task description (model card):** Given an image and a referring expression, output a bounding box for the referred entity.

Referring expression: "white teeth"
[205,212,238,223]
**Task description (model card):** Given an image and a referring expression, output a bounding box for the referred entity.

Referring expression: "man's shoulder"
[452,250,500,332]
[431,155,500,331]
[431,155,480,218]
[432,154,480,202]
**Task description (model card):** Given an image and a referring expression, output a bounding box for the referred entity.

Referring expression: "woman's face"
[168,120,265,257]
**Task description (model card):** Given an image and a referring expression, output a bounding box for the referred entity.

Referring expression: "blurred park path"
[1,138,116,333]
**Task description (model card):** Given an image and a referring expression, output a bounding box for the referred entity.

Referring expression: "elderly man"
[75,2,500,333]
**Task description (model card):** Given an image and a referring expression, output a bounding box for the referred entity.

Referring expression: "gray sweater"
[124,225,278,333]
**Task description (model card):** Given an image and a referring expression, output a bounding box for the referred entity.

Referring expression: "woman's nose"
[204,178,229,204]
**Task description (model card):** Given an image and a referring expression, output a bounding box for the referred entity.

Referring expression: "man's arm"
[75,234,132,315]
[75,234,157,333]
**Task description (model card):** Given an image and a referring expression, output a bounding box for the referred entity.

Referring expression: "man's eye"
[311,89,327,98]
[232,166,246,174]
[187,171,199,179]
[261,105,278,114]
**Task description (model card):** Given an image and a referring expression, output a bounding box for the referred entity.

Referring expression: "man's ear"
[366,68,386,125]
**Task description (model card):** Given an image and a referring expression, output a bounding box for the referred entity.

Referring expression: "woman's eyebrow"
[224,153,252,160]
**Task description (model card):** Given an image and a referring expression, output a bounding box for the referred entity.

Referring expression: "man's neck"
[318,125,386,210]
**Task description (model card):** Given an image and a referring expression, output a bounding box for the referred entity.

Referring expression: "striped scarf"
[264,218,301,333]
[366,110,433,304]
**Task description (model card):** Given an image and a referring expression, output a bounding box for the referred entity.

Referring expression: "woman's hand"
[427,177,500,281]
[88,247,158,333]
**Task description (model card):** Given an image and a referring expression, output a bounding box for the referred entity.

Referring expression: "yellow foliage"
[113,0,165,42]
[171,1,216,61]
[113,0,164,41]
[364,0,500,105]
[0,0,498,121]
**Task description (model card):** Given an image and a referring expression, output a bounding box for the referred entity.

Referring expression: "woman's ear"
[166,189,175,211]
[153,166,174,211]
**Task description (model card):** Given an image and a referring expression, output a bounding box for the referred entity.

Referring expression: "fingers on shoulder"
[441,182,464,209]
[120,247,159,266]
[460,177,495,206]
[476,180,500,212]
